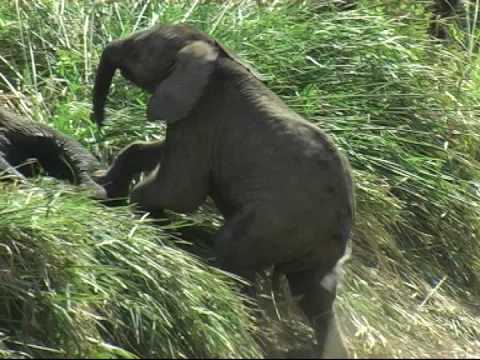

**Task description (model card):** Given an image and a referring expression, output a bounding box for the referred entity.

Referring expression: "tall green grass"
[0,180,260,358]
[0,0,480,358]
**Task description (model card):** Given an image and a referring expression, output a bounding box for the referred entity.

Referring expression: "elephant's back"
[249,117,354,270]
[208,63,354,271]
[0,107,101,173]
[266,116,353,211]
[0,107,52,139]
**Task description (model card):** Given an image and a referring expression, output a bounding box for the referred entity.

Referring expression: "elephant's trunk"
[92,42,122,127]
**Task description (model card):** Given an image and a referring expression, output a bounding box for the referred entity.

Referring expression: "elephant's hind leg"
[213,208,264,296]
[286,265,348,359]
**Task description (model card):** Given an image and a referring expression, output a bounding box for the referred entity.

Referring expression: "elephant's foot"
[79,179,108,201]
[286,266,349,359]
[92,169,131,204]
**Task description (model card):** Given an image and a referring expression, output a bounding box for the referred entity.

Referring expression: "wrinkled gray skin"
[0,107,106,199]
[92,24,354,358]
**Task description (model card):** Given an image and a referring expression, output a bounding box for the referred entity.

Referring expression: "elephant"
[91,24,355,358]
[429,0,464,40]
[317,0,468,43]
[0,107,106,199]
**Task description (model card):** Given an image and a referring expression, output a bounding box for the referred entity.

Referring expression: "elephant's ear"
[147,40,218,124]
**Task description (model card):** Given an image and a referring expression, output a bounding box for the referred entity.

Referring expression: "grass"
[0,179,260,358]
[1,0,480,358]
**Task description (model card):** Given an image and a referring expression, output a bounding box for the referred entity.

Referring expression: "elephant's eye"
[166,61,176,73]
[158,61,176,81]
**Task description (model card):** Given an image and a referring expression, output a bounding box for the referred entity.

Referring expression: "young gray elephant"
[92,24,354,358]
[0,107,106,199]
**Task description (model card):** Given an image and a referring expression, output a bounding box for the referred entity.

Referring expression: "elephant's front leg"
[95,141,165,199]
[212,207,265,296]
[129,158,209,216]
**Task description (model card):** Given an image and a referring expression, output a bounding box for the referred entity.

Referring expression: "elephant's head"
[92,24,255,126]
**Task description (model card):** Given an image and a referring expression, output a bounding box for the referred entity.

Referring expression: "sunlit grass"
[0,0,479,358]
[0,179,260,358]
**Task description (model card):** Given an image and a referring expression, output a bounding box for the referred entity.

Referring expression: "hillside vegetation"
[0,0,479,358]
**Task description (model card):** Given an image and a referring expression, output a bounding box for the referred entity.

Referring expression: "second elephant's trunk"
[92,42,121,127]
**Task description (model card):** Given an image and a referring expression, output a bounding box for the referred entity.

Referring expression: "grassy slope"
[0,181,260,358]
[1,0,480,358]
